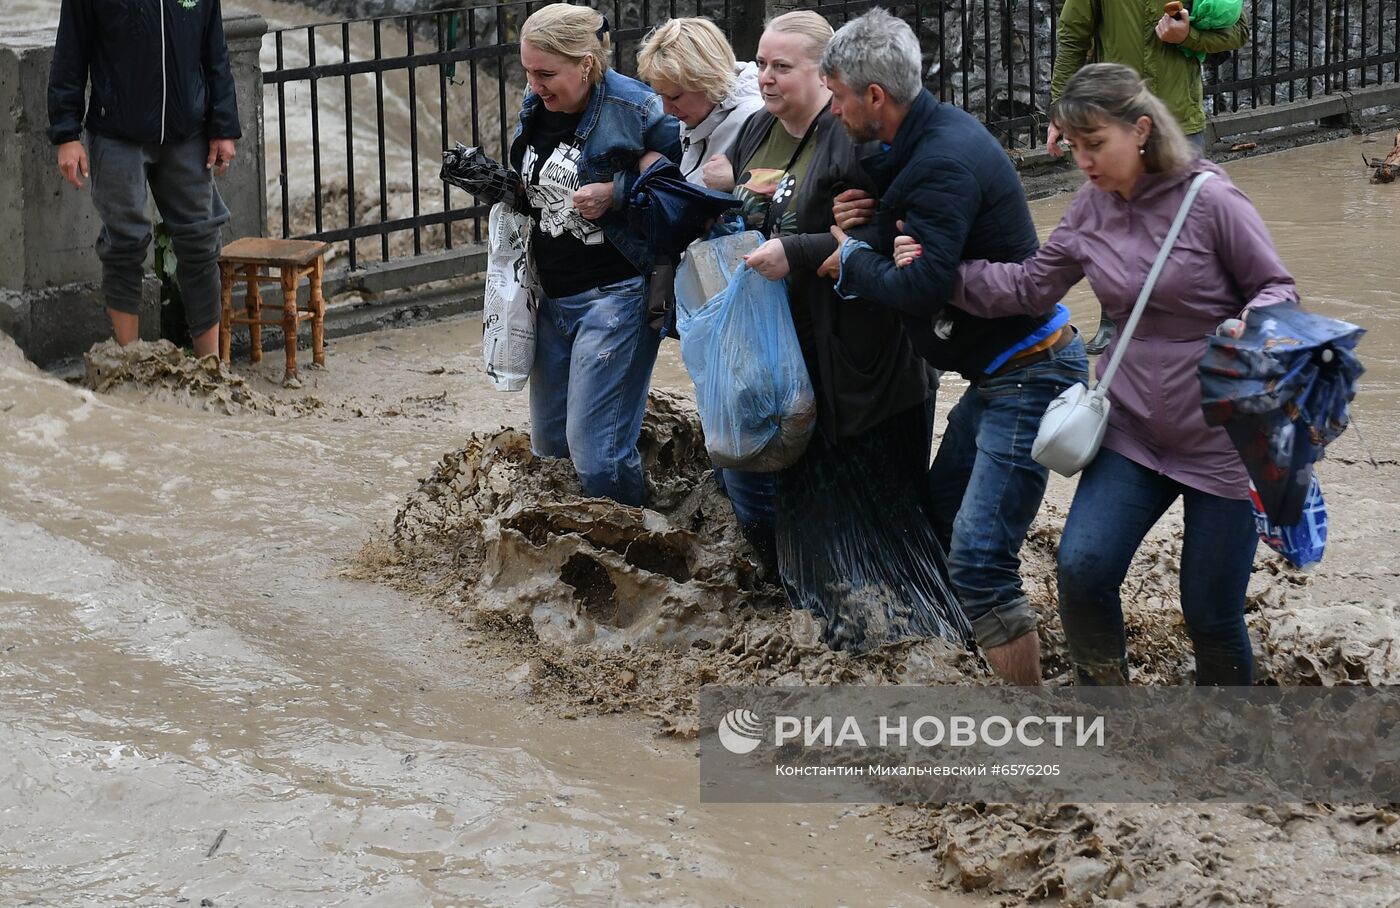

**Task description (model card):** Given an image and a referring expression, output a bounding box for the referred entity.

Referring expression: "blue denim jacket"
[511,69,682,274]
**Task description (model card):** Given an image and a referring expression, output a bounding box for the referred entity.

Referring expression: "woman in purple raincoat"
[898,64,1297,684]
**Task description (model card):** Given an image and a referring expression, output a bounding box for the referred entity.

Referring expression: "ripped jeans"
[528,275,661,505]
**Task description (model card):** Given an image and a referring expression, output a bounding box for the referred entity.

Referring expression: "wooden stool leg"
[280,266,300,383]
[244,264,263,364]
[310,256,326,367]
[218,262,235,364]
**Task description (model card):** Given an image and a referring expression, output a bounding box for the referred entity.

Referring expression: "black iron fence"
[262,0,1400,268]
[808,0,1400,145]
[1208,0,1400,109]
[261,0,733,269]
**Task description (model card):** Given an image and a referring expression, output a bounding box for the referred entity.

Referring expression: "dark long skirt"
[774,399,972,653]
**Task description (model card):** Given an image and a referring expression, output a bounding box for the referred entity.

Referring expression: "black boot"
[1073,657,1130,686]
[1083,306,1118,355]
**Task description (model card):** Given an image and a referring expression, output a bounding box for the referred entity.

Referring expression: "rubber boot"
[1073,657,1131,686]
[1083,306,1119,355]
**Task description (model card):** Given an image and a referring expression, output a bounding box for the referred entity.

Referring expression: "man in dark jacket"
[818,7,1089,684]
[48,0,242,358]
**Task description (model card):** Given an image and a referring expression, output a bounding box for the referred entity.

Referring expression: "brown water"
[1,133,1397,905]
[0,345,987,904]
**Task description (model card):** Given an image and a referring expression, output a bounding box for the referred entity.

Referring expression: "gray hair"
[820,7,923,105]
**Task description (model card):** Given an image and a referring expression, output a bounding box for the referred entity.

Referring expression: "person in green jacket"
[1046,0,1249,353]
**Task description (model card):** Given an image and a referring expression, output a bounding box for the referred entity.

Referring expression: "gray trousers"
[88,132,229,335]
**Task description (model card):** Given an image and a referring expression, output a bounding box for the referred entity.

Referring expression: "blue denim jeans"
[529,275,661,505]
[1057,448,1258,686]
[927,334,1089,649]
[714,467,777,566]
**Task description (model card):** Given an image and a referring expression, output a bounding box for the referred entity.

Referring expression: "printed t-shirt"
[522,107,639,298]
[733,119,820,359]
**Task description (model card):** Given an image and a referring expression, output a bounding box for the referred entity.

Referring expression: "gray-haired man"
[817,7,1089,685]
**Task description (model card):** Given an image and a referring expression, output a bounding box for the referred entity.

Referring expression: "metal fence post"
[732,0,776,59]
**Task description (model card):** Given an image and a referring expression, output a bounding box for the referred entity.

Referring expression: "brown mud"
[351,390,988,737]
[82,339,326,415]
[343,134,1400,906]
[7,331,978,907]
[348,389,1400,906]
[51,338,1400,906]
[9,133,1398,906]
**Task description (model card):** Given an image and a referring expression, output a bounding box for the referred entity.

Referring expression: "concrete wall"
[0,12,267,366]
[0,29,105,292]
[224,14,269,245]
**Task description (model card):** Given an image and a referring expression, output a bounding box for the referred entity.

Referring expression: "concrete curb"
[41,279,484,380]
[223,278,486,360]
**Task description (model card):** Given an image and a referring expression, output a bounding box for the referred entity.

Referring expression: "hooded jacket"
[48,0,241,146]
[677,62,764,185]
[954,160,1297,499]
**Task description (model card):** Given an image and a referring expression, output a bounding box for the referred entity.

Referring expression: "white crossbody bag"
[1032,171,1215,477]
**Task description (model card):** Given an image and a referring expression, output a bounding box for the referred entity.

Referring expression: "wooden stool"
[219,237,330,384]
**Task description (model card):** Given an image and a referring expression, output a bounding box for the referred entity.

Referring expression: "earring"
[1139,145,1146,155]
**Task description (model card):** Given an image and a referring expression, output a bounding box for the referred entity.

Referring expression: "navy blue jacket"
[838,90,1054,380]
[48,0,241,146]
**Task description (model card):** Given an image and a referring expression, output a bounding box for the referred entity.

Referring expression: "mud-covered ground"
[340,383,1400,908]
[69,297,1400,907]
[47,132,1400,906]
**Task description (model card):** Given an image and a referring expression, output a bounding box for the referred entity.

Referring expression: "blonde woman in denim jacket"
[510,4,681,505]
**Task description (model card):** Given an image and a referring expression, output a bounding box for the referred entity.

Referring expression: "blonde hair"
[763,10,834,64]
[637,18,737,105]
[520,3,611,87]
[1051,63,1196,175]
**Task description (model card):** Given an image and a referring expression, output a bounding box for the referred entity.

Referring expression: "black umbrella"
[1199,301,1365,525]
[440,143,521,206]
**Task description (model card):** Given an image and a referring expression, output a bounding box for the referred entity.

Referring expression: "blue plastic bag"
[1250,473,1327,569]
[674,233,816,471]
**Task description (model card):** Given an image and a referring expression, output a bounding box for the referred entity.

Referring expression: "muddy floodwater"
[2,136,1398,905]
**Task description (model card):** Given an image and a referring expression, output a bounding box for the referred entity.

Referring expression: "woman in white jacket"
[638,17,774,566]
[638,17,764,188]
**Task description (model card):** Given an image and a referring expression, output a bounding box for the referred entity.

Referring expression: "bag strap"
[759,116,822,237]
[1095,170,1214,392]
